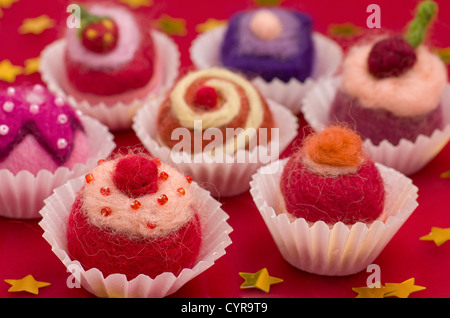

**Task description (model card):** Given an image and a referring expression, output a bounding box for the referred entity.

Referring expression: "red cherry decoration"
[368,35,417,79]
[113,155,158,198]
[194,86,218,110]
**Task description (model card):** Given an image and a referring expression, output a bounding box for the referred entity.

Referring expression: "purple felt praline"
[329,89,443,146]
[0,85,84,164]
[220,8,315,83]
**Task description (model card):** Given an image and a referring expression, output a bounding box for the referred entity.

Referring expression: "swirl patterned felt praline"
[0,84,84,166]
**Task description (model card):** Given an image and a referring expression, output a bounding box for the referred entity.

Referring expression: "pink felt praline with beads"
[0,85,89,175]
[67,153,202,280]
[280,126,385,225]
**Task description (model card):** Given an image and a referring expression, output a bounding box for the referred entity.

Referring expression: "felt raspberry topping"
[194,86,218,110]
[112,155,159,198]
[368,36,417,79]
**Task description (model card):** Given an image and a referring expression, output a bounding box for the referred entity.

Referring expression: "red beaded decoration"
[130,200,141,210]
[100,186,111,196]
[146,222,157,229]
[159,171,169,181]
[157,194,168,205]
[153,158,161,166]
[97,159,105,165]
[186,175,193,184]
[177,187,186,196]
[100,207,112,217]
[85,173,94,184]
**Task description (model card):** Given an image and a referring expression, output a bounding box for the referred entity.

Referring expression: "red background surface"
[1,0,450,298]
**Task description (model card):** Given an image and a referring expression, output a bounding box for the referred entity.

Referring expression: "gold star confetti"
[18,14,55,35]
[4,275,51,295]
[352,285,395,298]
[154,14,187,36]
[328,22,363,38]
[0,59,23,83]
[119,0,152,9]
[420,227,450,246]
[440,170,450,178]
[239,268,283,293]
[254,0,283,6]
[24,57,40,75]
[353,278,425,298]
[383,278,426,298]
[195,18,227,33]
[0,0,19,9]
[434,47,450,65]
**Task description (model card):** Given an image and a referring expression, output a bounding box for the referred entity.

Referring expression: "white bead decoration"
[6,87,15,96]
[57,114,68,125]
[57,138,68,149]
[32,84,45,94]
[54,97,65,107]
[29,104,40,114]
[2,101,14,112]
[0,124,9,136]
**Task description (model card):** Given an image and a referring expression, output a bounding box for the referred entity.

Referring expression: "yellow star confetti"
[352,285,395,298]
[196,18,227,33]
[4,275,51,295]
[119,0,152,9]
[420,227,450,246]
[353,278,425,298]
[239,268,283,293]
[18,14,55,35]
[328,22,363,38]
[383,278,426,298]
[24,57,40,75]
[254,0,283,6]
[434,47,450,65]
[154,14,187,36]
[0,59,23,83]
[440,170,450,178]
[0,0,19,9]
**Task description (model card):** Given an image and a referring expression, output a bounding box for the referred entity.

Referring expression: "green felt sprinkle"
[405,0,438,48]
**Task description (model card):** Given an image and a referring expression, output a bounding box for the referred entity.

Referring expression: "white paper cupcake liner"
[38,173,233,298]
[189,25,343,114]
[302,77,450,175]
[249,158,418,276]
[0,116,115,219]
[40,30,180,131]
[132,97,298,197]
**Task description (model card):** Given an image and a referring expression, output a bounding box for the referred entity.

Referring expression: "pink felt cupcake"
[0,84,115,219]
[250,126,418,276]
[132,67,298,197]
[38,151,232,298]
[190,6,342,114]
[40,3,180,130]
[302,1,450,175]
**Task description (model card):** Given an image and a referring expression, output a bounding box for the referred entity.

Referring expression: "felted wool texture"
[64,5,156,96]
[112,155,159,198]
[67,195,202,280]
[302,125,364,167]
[156,69,274,153]
[0,130,89,176]
[367,35,417,78]
[82,157,196,238]
[220,7,314,83]
[339,42,447,118]
[329,88,443,145]
[0,85,87,174]
[280,151,385,225]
